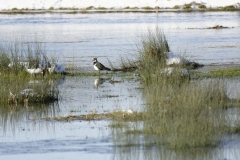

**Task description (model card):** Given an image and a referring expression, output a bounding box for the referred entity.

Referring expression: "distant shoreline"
[1,1,239,14]
[0,8,240,14]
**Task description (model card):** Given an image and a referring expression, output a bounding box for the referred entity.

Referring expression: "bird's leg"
[42,71,45,80]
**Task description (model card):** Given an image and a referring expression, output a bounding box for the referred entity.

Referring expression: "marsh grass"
[0,40,60,106]
[136,28,176,85]
[97,7,107,10]
[143,79,228,148]
[195,68,240,78]
[44,110,144,122]
[173,5,181,9]
[109,28,239,149]
[0,68,60,106]
[199,5,207,9]
[86,6,95,10]
[222,5,236,11]
[108,57,138,72]
[141,6,153,10]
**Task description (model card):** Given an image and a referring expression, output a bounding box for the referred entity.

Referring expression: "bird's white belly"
[26,68,42,74]
[94,65,100,71]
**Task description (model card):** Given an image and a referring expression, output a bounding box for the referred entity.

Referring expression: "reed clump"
[110,28,235,149]
[0,40,60,106]
[138,29,230,148]
[143,79,228,148]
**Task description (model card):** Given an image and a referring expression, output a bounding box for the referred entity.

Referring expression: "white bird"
[126,109,133,114]
[165,52,189,65]
[26,67,45,77]
[23,62,45,78]
[8,61,29,68]
[49,63,66,74]
[20,89,35,97]
[161,67,189,76]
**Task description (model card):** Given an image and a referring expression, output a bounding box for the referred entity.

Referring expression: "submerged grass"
[109,28,240,149]
[44,110,144,122]
[195,68,240,78]
[143,80,227,148]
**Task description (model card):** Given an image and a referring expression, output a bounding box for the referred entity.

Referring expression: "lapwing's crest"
[92,58,111,74]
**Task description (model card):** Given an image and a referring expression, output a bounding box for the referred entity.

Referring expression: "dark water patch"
[23,41,88,44]
[0,137,112,155]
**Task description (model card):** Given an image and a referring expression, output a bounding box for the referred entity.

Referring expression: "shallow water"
[58,75,143,115]
[0,12,239,69]
[0,12,240,159]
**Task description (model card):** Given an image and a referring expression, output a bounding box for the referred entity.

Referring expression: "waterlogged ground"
[0,74,144,159]
[58,75,143,115]
[0,12,240,159]
[0,120,112,159]
[1,73,240,160]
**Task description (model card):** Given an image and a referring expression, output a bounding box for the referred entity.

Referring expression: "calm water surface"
[0,12,239,68]
[0,12,240,159]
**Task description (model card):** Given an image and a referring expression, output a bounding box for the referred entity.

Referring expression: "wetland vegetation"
[0,41,61,106]
[108,28,240,150]
[1,24,240,159]
[0,1,239,14]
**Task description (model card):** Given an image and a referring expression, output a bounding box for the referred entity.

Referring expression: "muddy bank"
[195,64,240,73]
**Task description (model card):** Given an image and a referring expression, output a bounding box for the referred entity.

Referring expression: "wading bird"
[49,62,66,74]
[92,57,111,75]
[25,67,45,78]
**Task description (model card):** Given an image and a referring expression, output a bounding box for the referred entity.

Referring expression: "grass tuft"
[0,40,60,106]
[109,28,239,149]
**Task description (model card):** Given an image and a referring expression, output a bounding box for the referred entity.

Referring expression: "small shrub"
[183,4,191,9]
[58,7,66,10]
[199,4,206,9]
[97,7,107,10]
[173,5,180,9]
[141,6,153,10]
[86,6,94,10]
[49,7,54,10]
[70,7,78,10]
[222,5,236,11]
[130,7,139,10]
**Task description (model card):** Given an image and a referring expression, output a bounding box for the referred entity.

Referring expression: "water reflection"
[110,77,240,160]
[111,134,240,160]
[0,103,60,135]
[94,77,111,89]
[0,77,66,135]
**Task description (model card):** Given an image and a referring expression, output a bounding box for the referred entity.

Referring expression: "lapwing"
[92,58,111,75]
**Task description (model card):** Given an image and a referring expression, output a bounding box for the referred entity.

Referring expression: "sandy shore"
[1,0,239,11]
[0,8,239,14]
